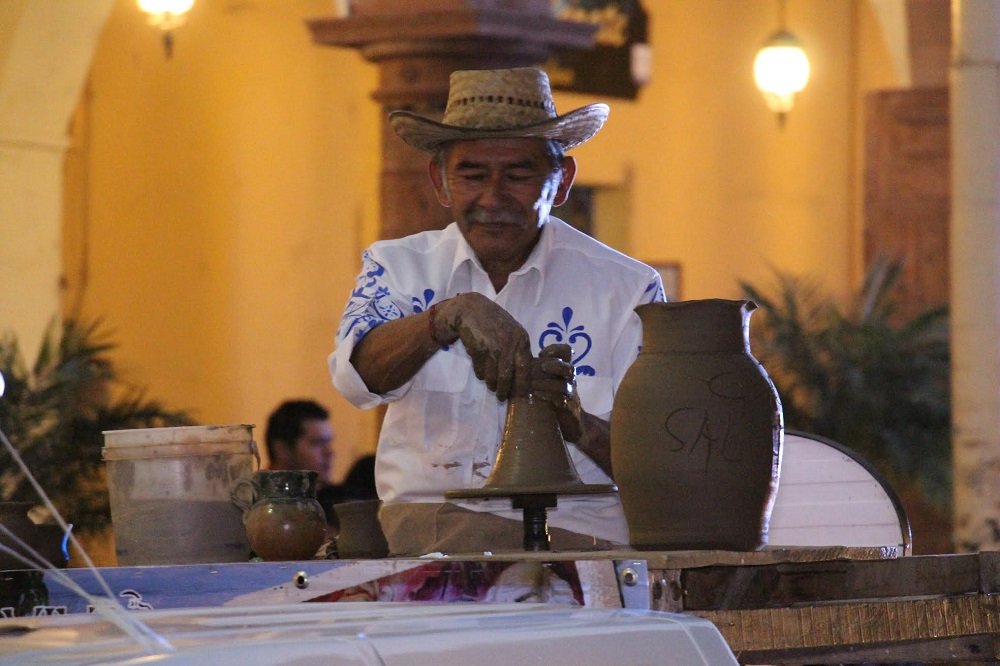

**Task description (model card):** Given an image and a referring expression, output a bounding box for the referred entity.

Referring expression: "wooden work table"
[636,548,1000,664]
[4,546,998,663]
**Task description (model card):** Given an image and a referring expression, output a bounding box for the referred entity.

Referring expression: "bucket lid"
[102,439,261,461]
[102,424,254,448]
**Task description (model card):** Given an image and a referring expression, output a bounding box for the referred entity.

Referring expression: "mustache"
[467,207,521,225]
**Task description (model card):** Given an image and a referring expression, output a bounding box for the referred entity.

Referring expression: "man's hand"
[433,293,532,401]
[530,343,583,442]
[530,343,614,476]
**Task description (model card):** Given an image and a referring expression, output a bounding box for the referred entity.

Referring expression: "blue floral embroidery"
[338,251,403,343]
[411,289,435,314]
[538,306,595,376]
[413,288,450,350]
[645,277,666,303]
[634,275,666,354]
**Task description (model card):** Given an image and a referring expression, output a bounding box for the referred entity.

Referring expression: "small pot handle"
[230,478,257,514]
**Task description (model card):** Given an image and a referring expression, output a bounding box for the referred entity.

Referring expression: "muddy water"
[113,499,249,565]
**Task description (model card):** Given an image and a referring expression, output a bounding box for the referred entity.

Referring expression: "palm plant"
[741,260,951,512]
[0,319,193,533]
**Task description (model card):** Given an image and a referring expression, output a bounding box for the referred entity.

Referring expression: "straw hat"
[389,67,609,153]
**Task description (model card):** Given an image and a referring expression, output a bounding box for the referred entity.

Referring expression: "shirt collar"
[513,218,556,278]
[447,218,560,296]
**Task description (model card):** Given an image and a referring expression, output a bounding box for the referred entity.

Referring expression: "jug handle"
[250,439,262,470]
[231,478,257,514]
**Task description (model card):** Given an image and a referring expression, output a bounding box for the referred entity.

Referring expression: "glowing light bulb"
[137,0,195,58]
[137,0,195,32]
[753,30,810,116]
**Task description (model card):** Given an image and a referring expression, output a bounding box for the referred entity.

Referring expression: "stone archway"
[0,1,113,354]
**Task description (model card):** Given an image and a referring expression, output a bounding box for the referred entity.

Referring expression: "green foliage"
[0,319,193,533]
[741,260,951,510]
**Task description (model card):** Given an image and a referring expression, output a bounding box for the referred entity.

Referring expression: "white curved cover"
[0,602,737,665]
[769,432,910,551]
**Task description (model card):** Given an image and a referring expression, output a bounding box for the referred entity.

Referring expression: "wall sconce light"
[753,1,810,126]
[137,0,195,59]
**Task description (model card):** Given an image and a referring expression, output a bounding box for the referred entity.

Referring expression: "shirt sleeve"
[606,266,666,401]
[328,248,413,409]
[642,268,667,305]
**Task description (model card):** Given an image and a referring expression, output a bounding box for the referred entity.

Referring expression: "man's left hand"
[531,343,583,443]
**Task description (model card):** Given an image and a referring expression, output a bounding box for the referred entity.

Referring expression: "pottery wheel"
[446,483,616,552]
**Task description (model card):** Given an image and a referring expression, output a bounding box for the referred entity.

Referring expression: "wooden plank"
[666,553,985,611]
[695,595,1000,662]
[736,633,1000,664]
[639,545,899,570]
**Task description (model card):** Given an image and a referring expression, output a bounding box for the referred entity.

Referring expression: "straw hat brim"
[389,103,610,153]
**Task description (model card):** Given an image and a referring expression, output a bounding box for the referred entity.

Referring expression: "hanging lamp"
[753,0,810,126]
[137,0,195,58]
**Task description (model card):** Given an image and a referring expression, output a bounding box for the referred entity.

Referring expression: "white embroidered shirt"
[329,218,664,543]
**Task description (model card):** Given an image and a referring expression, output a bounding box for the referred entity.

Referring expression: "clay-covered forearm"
[574,411,613,479]
[349,308,445,395]
[351,293,532,399]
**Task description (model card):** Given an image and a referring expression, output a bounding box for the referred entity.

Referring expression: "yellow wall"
[564,1,897,302]
[0,0,113,361]
[71,0,380,480]
[65,0,899,481]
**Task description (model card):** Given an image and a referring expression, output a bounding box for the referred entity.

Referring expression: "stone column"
[0,1,114,356]
[950,0,1000,551]
[308,0,594,240]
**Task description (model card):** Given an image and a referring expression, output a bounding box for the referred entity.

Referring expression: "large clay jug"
[231,470,327,561]
[610,299,783,551]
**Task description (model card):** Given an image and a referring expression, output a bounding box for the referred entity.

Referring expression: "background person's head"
[265,399,334,481]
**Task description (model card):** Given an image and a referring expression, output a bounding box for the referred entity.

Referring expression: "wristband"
[428,303,448,347]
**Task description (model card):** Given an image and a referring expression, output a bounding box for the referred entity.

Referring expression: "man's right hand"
[432,293,532,401]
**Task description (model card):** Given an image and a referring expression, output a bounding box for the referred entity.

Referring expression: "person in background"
[329,67,665,555]
[334,454,378,502]
[264,399,338,530]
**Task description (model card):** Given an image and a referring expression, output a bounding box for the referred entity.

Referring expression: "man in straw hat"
[329,67,665,555]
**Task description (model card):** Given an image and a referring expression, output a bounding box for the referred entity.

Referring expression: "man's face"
[289,418,334,480]
[430,138,576,270]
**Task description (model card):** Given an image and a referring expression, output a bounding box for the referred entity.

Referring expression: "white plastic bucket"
[102,424,259,565]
